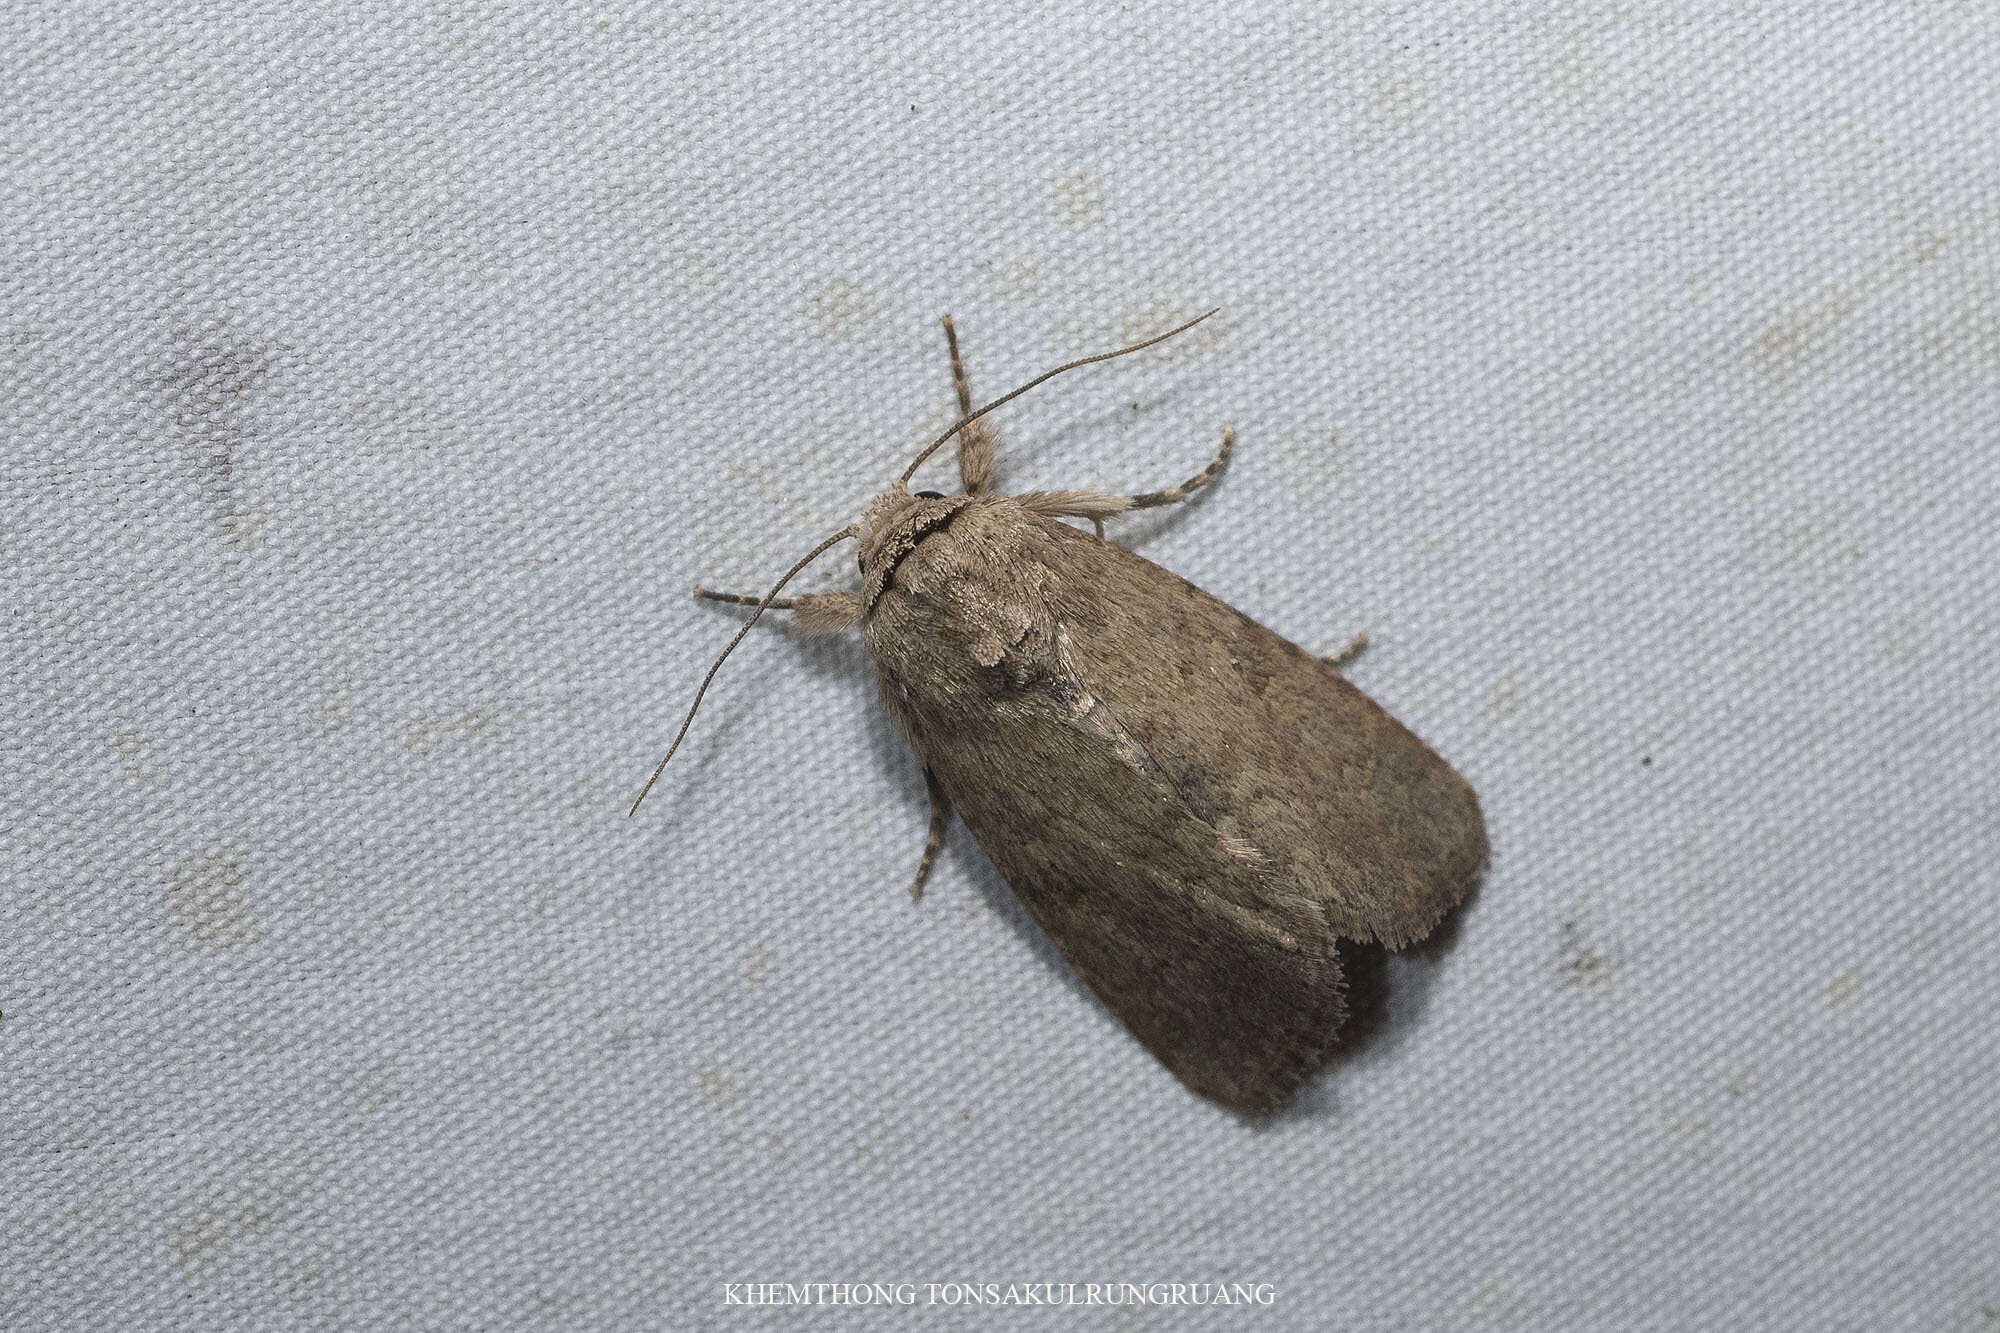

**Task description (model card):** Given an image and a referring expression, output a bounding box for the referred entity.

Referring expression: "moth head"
[854,484,961,576]
[629,310,1220,817]
[855,307,1220,581]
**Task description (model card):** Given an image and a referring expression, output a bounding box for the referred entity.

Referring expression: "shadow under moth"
[634,312,1486,1115]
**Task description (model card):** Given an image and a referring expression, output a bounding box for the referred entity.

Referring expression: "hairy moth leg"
[692,586,863,636]
[1016,427,1237,528]
[909,768,952,900]
[940,315,998,494]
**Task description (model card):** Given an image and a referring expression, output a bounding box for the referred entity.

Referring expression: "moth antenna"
[897,308,1219,487]
[628,525,860,816]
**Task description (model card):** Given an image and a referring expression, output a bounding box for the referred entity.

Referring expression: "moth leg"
[941,315,998,494]
[692,586,863,636]
[908,768,952,900]
[1015,489,1136,522]
[1325,633,1370,670]
[1127,425,1235,511]
[1016,427,1235,526]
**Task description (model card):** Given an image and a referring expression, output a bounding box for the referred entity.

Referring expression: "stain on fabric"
[168,1211,229,1269]
[1661,1108,1716,1163]
[351,1066,396,1114]
[723,462,820,530]
[1666,1110,1708,1136]
[167,843,261,952]
[153,326,278,542]
[608,1025,671,1050]
[167,1156,314,1271]
[316,672,353,734]
[984,258,1045,304]
[1524,12,1684,111]
[1556,919,1615,988]
[1878,614,1924,665]
[401,711,503,751]
[1369,59,1429,127]
[1754,508,1863,587]
[804,277,877,341]
[220,498,268,550]
[1053,171,1104,228]
[1750,225,1968,391]
[1749,289,1859,389]
[113,729,164,783]
[669,248,731,296]
[695,1065,735,1107]
[1272,427,1355,494]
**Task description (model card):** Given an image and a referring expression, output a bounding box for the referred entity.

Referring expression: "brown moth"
[634,312,1486,1114]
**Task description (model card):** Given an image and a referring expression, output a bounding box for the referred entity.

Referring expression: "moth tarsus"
[1128,425,1234,511]
[692,587,799,611]
[910,769,951,900]
[645,313,1485,1114]
[1325,632,1370,670]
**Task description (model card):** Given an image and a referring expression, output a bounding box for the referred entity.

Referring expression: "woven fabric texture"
[6,4,1997,1329]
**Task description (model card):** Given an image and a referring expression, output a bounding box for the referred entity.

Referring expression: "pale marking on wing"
[1053,627,1277,880]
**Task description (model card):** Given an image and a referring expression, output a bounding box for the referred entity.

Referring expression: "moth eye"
[914,490,945,499]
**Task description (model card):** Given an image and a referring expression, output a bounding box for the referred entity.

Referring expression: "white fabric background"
[5,3,1997,1329]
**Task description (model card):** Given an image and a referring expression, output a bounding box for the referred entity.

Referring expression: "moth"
[635,312,1486,1114]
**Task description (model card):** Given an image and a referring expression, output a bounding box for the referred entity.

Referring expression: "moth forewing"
[861,497,1482,1112]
